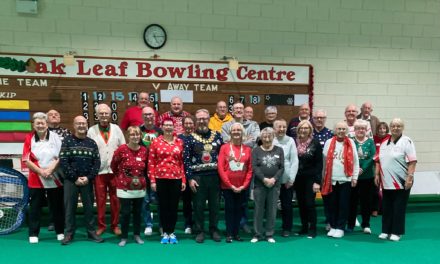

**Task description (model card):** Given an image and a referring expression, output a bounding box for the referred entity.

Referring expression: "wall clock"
[143,24,167,49]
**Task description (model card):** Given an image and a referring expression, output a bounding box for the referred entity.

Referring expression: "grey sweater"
[252,146,284,188]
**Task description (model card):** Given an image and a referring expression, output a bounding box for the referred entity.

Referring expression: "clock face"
[143,24,167,49]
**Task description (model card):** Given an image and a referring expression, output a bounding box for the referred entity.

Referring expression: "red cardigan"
[217,143,253,190]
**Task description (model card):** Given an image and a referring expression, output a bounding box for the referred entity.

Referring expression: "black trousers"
[279,184,294,231]
[28,187,64,236]
[64,180,95,235]
[327,181,351,230]
[295,176,317,231]
[156,179,182,234]
[119,197,143,239]
[382,189,410,235]
[192,174,220,234]
[223,189,246,236]
[348,178,374,229]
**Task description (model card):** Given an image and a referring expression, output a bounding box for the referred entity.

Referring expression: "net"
[0,167,29,235]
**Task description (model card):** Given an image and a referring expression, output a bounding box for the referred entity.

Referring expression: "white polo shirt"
[376,135,417,190]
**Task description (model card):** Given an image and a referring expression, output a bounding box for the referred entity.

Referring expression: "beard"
[196,125,208,133]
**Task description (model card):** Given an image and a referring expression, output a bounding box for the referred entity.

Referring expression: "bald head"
[73,115,88,138]
[298,103,310,119]
[360,102,373,119]
[170,96,183,115]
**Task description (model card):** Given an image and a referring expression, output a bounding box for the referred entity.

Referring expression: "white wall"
[1,0,440,173]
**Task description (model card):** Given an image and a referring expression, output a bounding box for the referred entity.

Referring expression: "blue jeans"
[142,188,157,227]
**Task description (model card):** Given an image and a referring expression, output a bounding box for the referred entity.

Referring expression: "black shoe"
[61,234,73,245]
[47,223,55,232]
[233,235,243,242]
[195,232,205,243]
[211,231,221,242]
[282,230,290,237]
[241,224,252,234]
[307,230,317,239]
[295,228,308,236]
[87,231,104,243]
[225,236,233,243]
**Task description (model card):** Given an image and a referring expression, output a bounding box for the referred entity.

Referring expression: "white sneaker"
[250,237,259,243]
[184,227,192,234]
[327,228,336,237]
[332,229,344,238]
[29,236,39,243]
[267,237,276,243]
[57,234,65,241]
[144,227,153,236]
[355,218,360,227]
[389,234,401,241]
[378,233,389,240]
[363,227,372,234]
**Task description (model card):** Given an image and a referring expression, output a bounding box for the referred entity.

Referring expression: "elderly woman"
[22,112,64,243]
[251,127,284,243]
[371,122,391,216]
[272,119,298,237]
[148,118,186,244]
[218,122,253,243]
[375,118,417,242]
[178,115,195,234]
[374,122,391,153]
[347,120,376,234]
[294,120,322,238]
[111,126,147,247]
[322,121,359,239]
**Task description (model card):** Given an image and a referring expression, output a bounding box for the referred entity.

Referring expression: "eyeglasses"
[313,116,326,120]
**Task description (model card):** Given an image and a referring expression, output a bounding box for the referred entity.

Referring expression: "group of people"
[22,93,417,246]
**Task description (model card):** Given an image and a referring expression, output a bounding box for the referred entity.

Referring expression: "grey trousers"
[64,180,96,235]
[253,184,280,238]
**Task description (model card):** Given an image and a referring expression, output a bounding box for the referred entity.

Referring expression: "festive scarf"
[321,136,354,196]
[99,125,110,143]
[296,137,312,156]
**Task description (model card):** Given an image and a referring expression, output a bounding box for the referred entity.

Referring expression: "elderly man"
[208,100,233,132]
[357,102,380,136]
[87,104,125,236]
[47,109,71,141]
[183,109,223,243]
[139,106,163,236]
[287,103,313,139]
[222,102,260,149]
[60,116,103,245]
[259,106,278,130]
[312,109,333,147]
[345,104,372,138]
[312,109,333,231]
[120,92,159,130]
[244,106,254,121]
[160,96,191,135]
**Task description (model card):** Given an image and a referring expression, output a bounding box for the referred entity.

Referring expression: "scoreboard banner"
[1,53,314,156]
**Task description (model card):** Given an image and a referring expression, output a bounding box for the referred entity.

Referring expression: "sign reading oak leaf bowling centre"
[0,53,313,160]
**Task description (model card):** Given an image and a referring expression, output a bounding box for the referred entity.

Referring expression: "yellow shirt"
[208,112,233,132]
